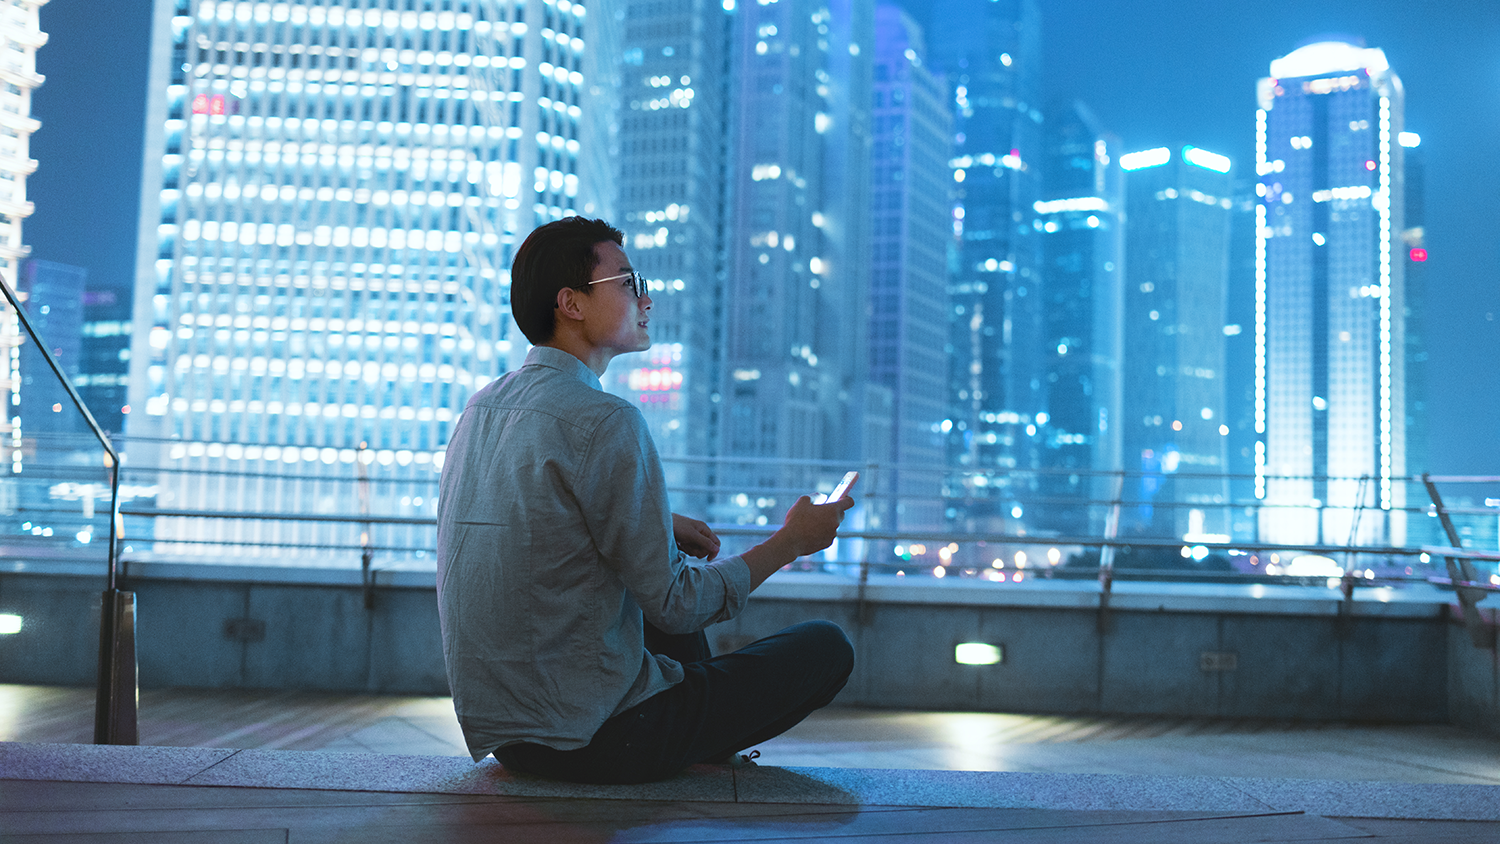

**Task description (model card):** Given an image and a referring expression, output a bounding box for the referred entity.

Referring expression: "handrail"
[110,504,1442,563]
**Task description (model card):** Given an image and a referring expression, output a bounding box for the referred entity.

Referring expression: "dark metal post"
[93,589,138,744]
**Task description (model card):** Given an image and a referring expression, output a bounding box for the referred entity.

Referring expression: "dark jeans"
[495,619,854,784]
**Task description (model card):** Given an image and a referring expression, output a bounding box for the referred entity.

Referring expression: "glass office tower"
[1031,101,1122,537]
[610,0,732,511]
[869,2,950,533]
[717,0,872,523]
[1120,146,1233,542]
[897,0,1042,534]
[1255,41,1406,546]
[127,0,618,560]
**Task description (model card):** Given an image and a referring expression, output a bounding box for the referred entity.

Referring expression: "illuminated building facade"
[869,2,950,531]
[0,0,42,287]
[717,0,872,521]
[605,0,732,509]
[897,0,1042,532]
[0,0,46,480]
[17,260,84,438]
[127,0,618,559]
[1120,146,1233,541]
[1031,101,1122,536]
[1255,41,1406,545]
[1400,134,1426,475]
[1223,179,1261,540]
[70,265,135,436]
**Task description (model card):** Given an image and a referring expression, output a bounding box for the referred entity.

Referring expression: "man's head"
[510,217,625,345]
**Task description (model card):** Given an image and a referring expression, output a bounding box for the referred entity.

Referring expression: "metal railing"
[50,446,1494,593]
[0,274,132,744]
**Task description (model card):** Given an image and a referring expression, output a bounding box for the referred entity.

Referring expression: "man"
[436,217,856,784]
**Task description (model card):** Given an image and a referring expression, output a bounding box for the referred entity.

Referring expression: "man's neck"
[539,337,613,378]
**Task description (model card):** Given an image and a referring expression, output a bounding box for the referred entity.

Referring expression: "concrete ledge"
[5,742,1499,821]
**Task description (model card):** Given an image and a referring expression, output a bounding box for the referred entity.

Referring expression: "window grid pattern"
[136,0,606,562]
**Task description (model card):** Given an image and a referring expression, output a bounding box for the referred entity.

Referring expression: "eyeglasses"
[587,270,647,299]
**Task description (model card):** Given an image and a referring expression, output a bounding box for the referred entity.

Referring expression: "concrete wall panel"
[244,585,371,691]
[1100,612,1219,716]
[1339,617,1447,722]
[366,588,448,695]
[1220,615,1341,719]
[135,580,247,688]
[0,574,103,686]
[976,607,1100,714]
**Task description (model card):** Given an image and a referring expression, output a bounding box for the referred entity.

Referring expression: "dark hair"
[510,217,624,344]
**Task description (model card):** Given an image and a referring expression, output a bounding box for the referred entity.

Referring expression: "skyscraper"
[609,0,733,508]
[899,0,1042,533]
[0,0,43,288]
[1031,101,1122,536]
[869,2,950,532]
[717,0,872,521]
[0,0,47,479]
[1223,178,1262,541]
[127,0,618,559]
[1399,132,1426,476]
[1120,145,1233,541]
[17,260,84,438]
[1255,40,1406,546]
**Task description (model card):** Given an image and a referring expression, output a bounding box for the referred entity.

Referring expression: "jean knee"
[794,619,853,674]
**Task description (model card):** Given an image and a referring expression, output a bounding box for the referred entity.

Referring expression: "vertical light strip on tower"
[1377,95,1393,508]
[1252,108,1268,500]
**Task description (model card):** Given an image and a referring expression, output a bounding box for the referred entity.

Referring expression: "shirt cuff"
[714,554,754,615]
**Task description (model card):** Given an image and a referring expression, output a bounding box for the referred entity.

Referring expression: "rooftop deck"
[5,685,1500,841]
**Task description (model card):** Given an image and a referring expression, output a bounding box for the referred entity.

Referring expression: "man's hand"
[739,494,856,589]
[775,495,853,557]
[673,513,721,560]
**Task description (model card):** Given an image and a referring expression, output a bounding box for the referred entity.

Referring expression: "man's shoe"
[714,749,760,768]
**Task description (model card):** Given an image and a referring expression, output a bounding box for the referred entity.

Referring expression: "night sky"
[25,1,1500,474]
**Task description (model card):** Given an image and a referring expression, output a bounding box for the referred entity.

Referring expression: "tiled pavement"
[5,686,1500,842]
[4,741,1500,842]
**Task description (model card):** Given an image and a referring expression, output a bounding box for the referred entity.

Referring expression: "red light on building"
[628,366,683,392]
[1409,247,1428,262]
[191,94,230,115]
[1364,160,1376,171]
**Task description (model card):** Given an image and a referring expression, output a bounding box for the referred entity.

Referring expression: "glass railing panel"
[1,302,115,579]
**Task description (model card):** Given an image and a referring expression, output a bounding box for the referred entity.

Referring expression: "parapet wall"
[2,565,1495,732]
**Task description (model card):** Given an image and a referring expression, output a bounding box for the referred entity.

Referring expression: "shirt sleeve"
[577,404,752,634]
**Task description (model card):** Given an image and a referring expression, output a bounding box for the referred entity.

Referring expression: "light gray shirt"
[435,346,752,759]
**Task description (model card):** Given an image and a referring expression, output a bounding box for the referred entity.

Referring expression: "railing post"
[856,460,878,628]
[93,588,138,745]
[358,442,375,609]
[1097,471,1124,635]
[1423,473,1494,649]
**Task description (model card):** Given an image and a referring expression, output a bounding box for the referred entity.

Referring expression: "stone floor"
[5,685,1500,842]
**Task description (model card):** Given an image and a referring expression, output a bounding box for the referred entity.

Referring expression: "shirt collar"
[524,345,604,392]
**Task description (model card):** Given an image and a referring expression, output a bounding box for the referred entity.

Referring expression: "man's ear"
[555,286,587,321]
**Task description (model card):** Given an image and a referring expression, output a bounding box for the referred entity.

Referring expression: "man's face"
[579,241,652,356]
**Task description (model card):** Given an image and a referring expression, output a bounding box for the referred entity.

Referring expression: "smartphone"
[820,470,859,504]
